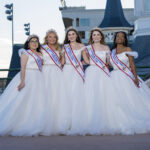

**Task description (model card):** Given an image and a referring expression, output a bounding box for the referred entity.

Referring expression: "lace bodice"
[110,51,138,70]
[41,49,60,65]
[89,50,110,65]
[18,48,42,70]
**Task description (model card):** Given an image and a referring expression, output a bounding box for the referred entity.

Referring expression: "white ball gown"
[110,50,150,135]
[56,46,87,135]
[0,49,47,136]
[41,47,62,135]
[84,49,120,135]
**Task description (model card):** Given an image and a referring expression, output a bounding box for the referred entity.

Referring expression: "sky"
[0,0,134,77]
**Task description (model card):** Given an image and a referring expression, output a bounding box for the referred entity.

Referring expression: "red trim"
[87,45,110,77]
[41,45,62,70]
[26,50,42,71]
[30,49,43,62]
[115,49,142,84]
[69,44,84,72]
[110,49,140,87]
[116,50,132,71]
[63,44,84,82]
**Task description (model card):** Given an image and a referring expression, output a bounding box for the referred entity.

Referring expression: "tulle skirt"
[42,65,62,135]
[0,69,47,136]
[56,64,87,135]
[84,65,121,135]
[110,70,150,135]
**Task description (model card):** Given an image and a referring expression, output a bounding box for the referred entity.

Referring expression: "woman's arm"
[61,52,66,67]
[79,43,90,64]
[105,46,112,66]
[127,47,139,87]
[82,50,90,64]
[18,54,28,91]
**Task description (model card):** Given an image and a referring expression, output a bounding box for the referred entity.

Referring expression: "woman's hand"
[19,53,28,91]
[126,47,139,88]
[134,77,139,88]
[41,59,44,65]
[82,50,90,64]
[18,82,25,91]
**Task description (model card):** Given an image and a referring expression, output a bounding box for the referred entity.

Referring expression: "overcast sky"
[0,0,134,77]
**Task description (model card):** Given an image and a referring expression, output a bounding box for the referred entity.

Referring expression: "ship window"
[76,18,79,27]
[78,31,85,39]
[145,0,150,12]
[80,18,90,26]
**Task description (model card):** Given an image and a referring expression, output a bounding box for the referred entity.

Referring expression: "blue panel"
[99,0,132,28]
[7,44,23,84]
[80,18,90,26]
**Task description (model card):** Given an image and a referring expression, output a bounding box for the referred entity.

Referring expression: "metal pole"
[29,23,30,35]
[12,4,14,51]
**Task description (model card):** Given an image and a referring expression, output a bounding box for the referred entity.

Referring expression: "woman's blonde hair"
[43,29,62,57]
[88,27,106,45]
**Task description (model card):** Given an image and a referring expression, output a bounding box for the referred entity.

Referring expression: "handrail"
[136,66,150,68]
[0,68,20,94]
[0,68,20,71]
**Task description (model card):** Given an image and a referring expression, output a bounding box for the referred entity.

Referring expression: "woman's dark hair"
[111,31,128,51]
[63,27,82,44]
[23,36,41,52]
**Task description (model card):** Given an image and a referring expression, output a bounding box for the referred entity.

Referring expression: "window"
[76,18,79,27]
[63,18,73,28]
[78,31,85,39]
[145,0,150,12]
[76,18,90,27]
[80,18,90,26]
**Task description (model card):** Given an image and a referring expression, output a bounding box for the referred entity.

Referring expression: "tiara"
[66,26,77,32]
[116,30,127,33]
[91,27,102,32]
[46,29,58,36]
[27,34,39,41]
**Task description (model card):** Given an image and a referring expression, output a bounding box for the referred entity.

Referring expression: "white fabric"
[0,54,47,136]
[1,48,150,136]
[110,52,150,135]
[56,48,87,135]
[41,49,62,135]
[18,48,42,70]
[145,78,150,87]
[89,50,109,65]
[42,49,60,65]
[18,48,28,57]
[62,46,86,55]
[125,51,138,58]
[84,51,120,135]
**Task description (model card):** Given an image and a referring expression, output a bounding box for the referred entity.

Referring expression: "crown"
[66,26,77,32]
[27,34,39,41]
[91,27,102,32]
[46,29,58,36]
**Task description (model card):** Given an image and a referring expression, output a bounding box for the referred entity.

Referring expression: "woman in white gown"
[0,35,47,136]
[109,31,150,135]
[57,27,88,135]
[84,28,120,135]
[41,29,62,135]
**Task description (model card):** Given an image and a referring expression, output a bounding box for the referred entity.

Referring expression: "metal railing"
[136,66,150,81]
[0,68,20,94]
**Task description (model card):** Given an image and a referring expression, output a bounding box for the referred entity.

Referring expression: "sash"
[42,44,62,70]
[86,45,110,77]
[63,44,85,81]
[26,49,42,71]
[111,49,142,87]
